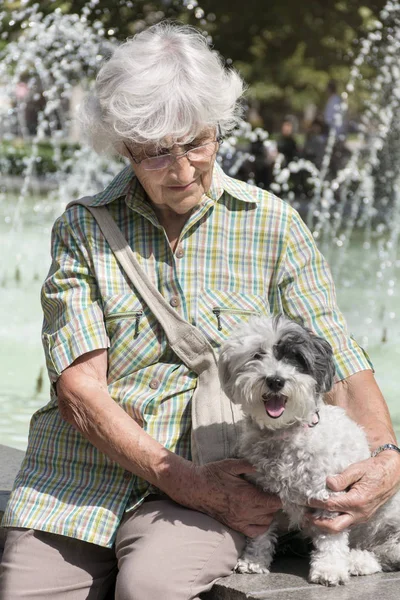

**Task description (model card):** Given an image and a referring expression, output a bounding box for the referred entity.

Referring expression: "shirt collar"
[88,165,135,206]
[209,161,261,204]
[86,160,260,208]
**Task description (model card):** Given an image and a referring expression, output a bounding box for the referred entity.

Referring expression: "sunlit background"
[1,0,399,449]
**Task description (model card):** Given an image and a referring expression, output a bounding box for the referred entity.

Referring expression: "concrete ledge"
[1,445,400,599]
[0,444,24,553]
[0,445,24,510]
[204,556,400,599]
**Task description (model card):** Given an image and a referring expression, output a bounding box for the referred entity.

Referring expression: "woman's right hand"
[168,458,281,538]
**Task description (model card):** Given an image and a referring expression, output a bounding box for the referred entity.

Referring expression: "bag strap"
[67,198,218,375]
[67,197,243,464]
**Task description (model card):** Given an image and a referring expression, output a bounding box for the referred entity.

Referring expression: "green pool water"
[0,194,399,450]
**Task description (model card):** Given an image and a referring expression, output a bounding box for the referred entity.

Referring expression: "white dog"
[218,315,400,586]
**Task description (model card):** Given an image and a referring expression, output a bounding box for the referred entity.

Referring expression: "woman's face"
[125,127,218,218]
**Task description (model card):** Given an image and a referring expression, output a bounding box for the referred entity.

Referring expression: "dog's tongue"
[264,395,286,418]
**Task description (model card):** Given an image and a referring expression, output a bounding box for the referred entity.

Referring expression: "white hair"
[80,22,245,154]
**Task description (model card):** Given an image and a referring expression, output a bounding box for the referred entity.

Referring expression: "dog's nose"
[266,376,285,392]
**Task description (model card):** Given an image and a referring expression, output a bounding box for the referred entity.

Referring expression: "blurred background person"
[303,116,327,169]
[323,79,346,138]
[277,115,299,165]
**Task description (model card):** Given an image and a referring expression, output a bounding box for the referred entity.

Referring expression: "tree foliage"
[186,0,387,128]
[1,0,389,128]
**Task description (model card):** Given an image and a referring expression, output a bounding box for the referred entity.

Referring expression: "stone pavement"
[1,444,400,599]
[204,558,400,599]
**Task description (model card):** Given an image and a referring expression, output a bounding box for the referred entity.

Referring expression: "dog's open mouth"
[262,393,287,418]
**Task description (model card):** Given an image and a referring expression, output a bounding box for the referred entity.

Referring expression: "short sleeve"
[41,212,110,383]
[273,208,373,381]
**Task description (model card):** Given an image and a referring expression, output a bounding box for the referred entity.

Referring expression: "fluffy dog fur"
[218,315,400,586]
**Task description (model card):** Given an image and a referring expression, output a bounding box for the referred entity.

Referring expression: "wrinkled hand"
[172,458,281,538]
[306,452,400,533]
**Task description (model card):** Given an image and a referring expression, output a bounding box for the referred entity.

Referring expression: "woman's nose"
[169,153,195,180]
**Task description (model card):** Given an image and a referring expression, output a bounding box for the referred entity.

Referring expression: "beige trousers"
[0,496,245,600]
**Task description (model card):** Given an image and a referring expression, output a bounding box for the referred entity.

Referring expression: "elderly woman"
[1,22,400,600]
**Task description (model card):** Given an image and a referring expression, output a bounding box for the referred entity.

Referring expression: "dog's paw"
[349,549,382,576]
[309,562,350,586]
[235,558,270,575]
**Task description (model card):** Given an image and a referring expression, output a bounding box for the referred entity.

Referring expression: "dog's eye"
[288,350,308,371]
[252,351,266,360]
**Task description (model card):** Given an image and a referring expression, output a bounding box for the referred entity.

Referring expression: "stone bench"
[2,444,400,599]
[0,445,25,557]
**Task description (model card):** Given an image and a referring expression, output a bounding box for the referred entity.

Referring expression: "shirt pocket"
[196,289,271,349]
[104,294,144,338]
[103,294,164,369]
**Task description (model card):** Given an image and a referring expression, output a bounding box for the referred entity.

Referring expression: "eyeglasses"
[124,128,223,171]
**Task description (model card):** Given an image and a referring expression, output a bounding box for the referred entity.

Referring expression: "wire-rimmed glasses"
[124,128,223,171]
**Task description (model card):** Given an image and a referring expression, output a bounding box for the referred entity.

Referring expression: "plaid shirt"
[3,162,372,548]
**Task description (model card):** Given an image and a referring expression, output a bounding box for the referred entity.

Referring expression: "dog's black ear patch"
[310,335,336,393]
[274,319,336,393]
[273,338,310,374]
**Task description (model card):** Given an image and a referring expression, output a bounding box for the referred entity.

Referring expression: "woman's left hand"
[306,451,400,533]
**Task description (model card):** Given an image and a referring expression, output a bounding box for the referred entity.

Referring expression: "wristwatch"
[371,443,400,458]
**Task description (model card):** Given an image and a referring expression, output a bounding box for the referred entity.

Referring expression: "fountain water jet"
[0,0,399,449]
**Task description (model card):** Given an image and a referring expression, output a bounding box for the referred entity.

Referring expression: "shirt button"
[149,378,161,390]
[123,471,131,480]
[170,296,180,308]
[175,247,184,258]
